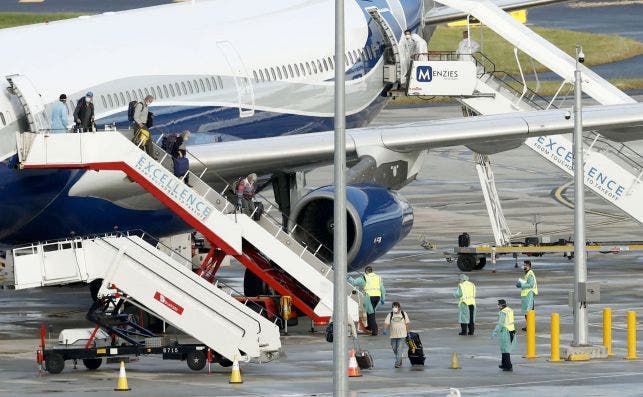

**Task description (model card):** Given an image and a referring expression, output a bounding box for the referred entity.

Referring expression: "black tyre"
[456,254,476,272]
[82,358,102,370]
[473,257,487,270]
[243,268,269,296]
[186,349,207,371]
[44,352,65,374]
[219,358,233,367]
[89,278,104,302]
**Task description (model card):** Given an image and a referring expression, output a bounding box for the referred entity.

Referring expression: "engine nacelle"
[290,184,413,271]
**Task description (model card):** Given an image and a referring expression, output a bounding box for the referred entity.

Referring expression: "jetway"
[14,130,360,325]
[4,233,281,362]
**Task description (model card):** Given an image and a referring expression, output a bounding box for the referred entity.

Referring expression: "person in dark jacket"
[173,148,191,187]
[73,92,95,132]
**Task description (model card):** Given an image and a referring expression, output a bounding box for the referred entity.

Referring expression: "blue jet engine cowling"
[289,184,413,271]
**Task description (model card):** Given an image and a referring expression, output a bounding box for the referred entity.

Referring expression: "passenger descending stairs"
[4,233,281,362]
[435,0,643,223]
[15,131,361,324]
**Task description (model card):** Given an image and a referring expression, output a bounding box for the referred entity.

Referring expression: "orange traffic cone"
[348,349,362,377]
[114,361,131,391]
[229,358,243,384]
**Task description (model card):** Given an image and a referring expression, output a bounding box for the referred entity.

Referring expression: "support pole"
[525,310,538,358]
[550,313,561,362]
[333,0,348,395]
[603,308,613,356]
[572,45,588,346]
[626,311,638,360]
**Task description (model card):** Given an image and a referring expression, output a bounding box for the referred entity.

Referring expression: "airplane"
[1,0,642,296]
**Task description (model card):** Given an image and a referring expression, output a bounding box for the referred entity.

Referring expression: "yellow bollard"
[549,313,561,362]
[525,310,538,358]
[626,311,638,360]
[603,308,613,357]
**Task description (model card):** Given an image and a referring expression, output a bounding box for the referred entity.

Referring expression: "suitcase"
[253,202,264,220]
[353,339,374,370]
[406,332,426,366]
[458,233,470,247]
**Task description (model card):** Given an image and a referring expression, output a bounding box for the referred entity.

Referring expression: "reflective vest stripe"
[501,307,515,331]
[364,273,382,297]
[459,281,476,305]
[520,270,538,296]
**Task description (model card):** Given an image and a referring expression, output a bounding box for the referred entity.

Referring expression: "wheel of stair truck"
[186,349,207,371]
[82,358,102,370]
[44,352,65,374]
[89,278,103,302]
[456,253,477,272]
[243,268,271,296]
[473,256,486,270]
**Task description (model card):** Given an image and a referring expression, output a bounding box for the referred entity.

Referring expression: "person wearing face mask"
[456,30,480,62]
[348,266,386,336]
[492,299,515,372]
[454,273,476,336]
[73,91,95,132]
[400,29,418,87]
[516,260,538,331]
[51,94,69,133]
[383,302,410,368]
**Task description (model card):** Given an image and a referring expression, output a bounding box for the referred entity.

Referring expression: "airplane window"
[258,69,265,81]
[156,86,162,99]
[312,61,318,74]
[328,57,334,69]
[306,62,311,75]
[211,77,218,90]
[144,88,150,96]
[169,84,176,97]
[300,63,306,76]
[282,66,288,79]
[288,65,294,78]
[317,60,323,72]
[0,112,5,126]
[119,92,126,104]
[193,80,199,93]
[276,67,282,80]
[199,79,205,92]
[107,94,114,108]
[270,68,276,80]
[138,89,144,99]
[217,76,223,88]
[322,58,328,71]
[348,51,354,64]
[187,81,194,94]
[126,91,131,102]
[205,78,212,91]
[113,94,119,107]
[264,69,271,81]
[294,64,300,77]
[181,82,187,95]
[175,83,181,96]
[101,95,107,108]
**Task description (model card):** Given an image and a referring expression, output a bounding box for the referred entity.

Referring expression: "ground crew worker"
[348,266,386,336]
[383,302,410,368]
[456,30,480,62]
[236,173,257,216]
[516,260,538,331]
[50,94,68,133]
[492,299,515,372]
[73,92,94,132]
[454,274,476,335]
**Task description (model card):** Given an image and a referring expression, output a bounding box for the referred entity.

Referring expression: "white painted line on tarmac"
[18,0,45,3]
[458,371,643,391]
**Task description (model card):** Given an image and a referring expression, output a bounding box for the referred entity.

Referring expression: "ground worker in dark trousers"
[348,266,386,336]
[492,299,516,372]
[516,260,538,331]
[454,274,476,335]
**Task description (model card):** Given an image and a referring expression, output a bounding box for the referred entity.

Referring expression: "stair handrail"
[582,130,643,174]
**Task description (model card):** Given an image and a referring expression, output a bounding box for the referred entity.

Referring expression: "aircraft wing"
[425,0,568,25]
[192,102,643,180]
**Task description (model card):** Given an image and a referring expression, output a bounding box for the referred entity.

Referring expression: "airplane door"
[217,41,255,118]
[6,74,50,133]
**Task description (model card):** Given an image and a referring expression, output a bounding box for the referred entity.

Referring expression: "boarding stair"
[421,0,643,223]
[3,231,281,362]
[14,130,360,325]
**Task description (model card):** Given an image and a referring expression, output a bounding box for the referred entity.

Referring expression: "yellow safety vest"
[520,269,539,296]
[364,273,382,297]
[501,307,515,331]
[459,281,476,305]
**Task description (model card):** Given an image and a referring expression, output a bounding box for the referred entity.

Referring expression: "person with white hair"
[236,173,258,216]
[454,273,477,335]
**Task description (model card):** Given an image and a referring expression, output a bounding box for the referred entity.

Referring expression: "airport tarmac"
[1,103,643,396]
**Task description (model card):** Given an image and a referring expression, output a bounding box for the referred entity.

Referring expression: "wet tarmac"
[1,103,643,396]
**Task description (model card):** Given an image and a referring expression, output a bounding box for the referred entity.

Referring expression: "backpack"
[127,101,140,123]
[389,310,407,323]
[161,133,179,155]
[146,111,154,128]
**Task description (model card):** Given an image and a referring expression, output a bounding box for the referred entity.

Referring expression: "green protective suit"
[454,285,476,323]
[519,272,537,315]
[493,310,516,353]
[348,275,386,315]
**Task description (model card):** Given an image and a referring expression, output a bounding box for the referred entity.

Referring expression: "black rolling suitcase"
[458,232,470,248]
[353,339,374,370]
[406,332,426,366]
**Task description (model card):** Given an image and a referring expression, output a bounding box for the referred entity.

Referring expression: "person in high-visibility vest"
[516,260,538,331]
[492,299,516,372]
[454,274,476,336]
[348,266,386,336]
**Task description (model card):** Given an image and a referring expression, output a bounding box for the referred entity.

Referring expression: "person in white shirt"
[383,302,410,368]
[456,30,480,62]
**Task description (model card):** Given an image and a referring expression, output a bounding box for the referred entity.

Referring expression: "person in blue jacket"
[50,94,68,132]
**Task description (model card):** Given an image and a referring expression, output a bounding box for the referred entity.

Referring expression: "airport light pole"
[573,45,588,346]
[333,0,348,395]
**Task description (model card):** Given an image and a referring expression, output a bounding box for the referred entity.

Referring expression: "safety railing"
[583,130,643,178]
